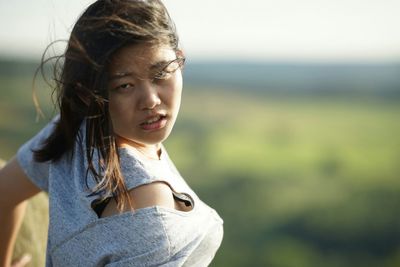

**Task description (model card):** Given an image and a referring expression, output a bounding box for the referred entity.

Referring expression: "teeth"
[144,115,161,124]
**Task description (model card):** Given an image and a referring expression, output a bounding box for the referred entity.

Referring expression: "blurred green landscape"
[1,58,400,267]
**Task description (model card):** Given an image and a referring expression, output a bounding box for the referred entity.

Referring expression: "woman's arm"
[0,157,42,267]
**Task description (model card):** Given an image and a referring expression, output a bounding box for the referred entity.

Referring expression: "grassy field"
[1,71,400,266]
[172,91,400,267]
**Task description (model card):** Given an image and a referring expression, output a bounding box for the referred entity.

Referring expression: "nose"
[139,82,161,110]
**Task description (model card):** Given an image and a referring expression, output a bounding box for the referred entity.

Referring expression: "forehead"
[108,44,176,73]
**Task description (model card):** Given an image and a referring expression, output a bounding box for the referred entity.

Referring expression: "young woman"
[0,1,224,266]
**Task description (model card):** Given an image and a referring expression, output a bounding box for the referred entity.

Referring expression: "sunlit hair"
[33,0,180,212]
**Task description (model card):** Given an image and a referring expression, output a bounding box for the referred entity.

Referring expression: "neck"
[115,134,161,160]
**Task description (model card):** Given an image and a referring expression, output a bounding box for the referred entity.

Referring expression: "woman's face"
[107,44,184,149]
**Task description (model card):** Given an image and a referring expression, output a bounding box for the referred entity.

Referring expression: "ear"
[176,49,185,58]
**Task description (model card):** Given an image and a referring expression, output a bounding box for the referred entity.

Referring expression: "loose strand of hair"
[32,40,66,122]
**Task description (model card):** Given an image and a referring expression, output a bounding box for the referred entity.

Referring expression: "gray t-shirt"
[17,116,223,267]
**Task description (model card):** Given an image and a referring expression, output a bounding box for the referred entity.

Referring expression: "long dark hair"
[34,0,180,211]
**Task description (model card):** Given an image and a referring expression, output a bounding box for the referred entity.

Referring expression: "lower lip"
[140,117,168,131]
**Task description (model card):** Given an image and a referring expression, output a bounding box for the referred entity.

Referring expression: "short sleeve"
[16,115,59,192]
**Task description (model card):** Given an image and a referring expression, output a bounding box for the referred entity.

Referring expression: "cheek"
[108,95,134,123]
[163,85,182,112]
[108,97,121,118]
[169,74,183,105]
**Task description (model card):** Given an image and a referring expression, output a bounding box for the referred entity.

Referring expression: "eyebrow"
[109,60,172,81]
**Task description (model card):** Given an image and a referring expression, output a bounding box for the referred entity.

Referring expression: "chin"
[139,130,172,145]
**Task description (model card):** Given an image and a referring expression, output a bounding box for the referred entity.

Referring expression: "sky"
[0,0,400,62]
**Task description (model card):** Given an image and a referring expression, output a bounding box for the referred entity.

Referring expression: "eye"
[153,70,173,80]
[153,57,185,81]
[113,83,134,93]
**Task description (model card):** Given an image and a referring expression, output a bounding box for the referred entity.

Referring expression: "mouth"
[140,114,168,130]
[141,114,167,125]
